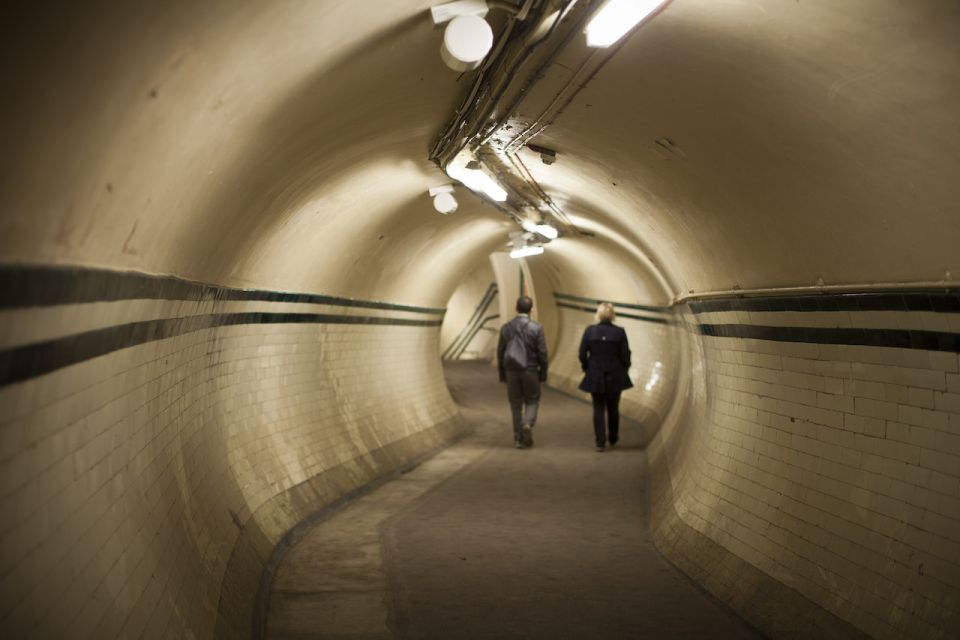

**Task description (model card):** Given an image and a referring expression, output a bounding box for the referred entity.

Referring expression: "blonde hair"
[595,302,616,323]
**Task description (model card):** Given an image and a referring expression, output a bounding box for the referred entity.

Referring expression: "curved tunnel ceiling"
[525,0,960,295]
[1,0,958,306]
[1,1,512,306]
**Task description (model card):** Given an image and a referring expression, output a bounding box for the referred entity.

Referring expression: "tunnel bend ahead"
[0,1,958,639]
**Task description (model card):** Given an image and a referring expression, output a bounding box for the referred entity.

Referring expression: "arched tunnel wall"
[0,266,468,638]
[647,300,960,639]
[2,1,959,639]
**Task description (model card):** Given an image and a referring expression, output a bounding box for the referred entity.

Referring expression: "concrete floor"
[265,362,760,639]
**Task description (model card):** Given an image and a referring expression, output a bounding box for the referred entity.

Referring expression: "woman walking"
[578,302,633,451]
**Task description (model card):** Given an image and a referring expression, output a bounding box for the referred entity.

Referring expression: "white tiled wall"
[0,300,459,639]
[647,307,960,639]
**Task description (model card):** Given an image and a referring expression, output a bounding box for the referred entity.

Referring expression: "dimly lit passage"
[1,1,958,639]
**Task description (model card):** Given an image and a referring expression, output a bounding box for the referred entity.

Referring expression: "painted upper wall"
[0,1,508,306]
[3,0,957,310]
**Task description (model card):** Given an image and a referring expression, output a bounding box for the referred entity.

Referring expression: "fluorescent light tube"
[510,246,544,259]
[471,170,508,201]
[448,164,508,202]
[534,224,558,239]
[585,0,667,48]
[520,219,558,239]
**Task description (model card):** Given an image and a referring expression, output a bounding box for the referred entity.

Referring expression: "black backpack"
[503,318,530,370]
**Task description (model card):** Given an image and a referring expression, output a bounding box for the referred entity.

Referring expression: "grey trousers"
[505,369,541,438]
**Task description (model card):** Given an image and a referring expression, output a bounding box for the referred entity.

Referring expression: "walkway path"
[265,362,759,639]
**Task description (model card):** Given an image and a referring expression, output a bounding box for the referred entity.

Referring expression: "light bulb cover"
[441,14,493,71]
[433,192,458,214]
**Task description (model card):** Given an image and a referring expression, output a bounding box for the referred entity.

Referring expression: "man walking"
[497,296,548,448]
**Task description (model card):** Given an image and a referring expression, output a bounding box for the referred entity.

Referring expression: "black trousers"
[505,369,541,439]
[590,390,621,446]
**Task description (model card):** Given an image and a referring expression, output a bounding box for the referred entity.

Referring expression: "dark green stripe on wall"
[687,291,960,314]
[561,287,960,353]
[698,323,960,353]
[555,301,670,325]
[0,312,442,387]
[0,264,445,315]
[442,283,497,360]
[553,292,669,314]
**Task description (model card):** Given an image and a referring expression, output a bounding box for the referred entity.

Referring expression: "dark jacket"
[578,321,633,393]
[497,314,548,382]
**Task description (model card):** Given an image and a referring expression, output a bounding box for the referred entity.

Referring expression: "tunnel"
[1,0,958,638]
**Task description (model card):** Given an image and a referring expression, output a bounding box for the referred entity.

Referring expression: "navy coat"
[578,321,633,393]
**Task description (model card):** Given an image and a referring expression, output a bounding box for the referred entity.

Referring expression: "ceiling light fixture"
[521,219,558,240]
[585,0,669,48]
[441,14,494,71]
[533,224,558,239]
[429,185,459,214]
[447,162,508,202]
[510,246,544,259]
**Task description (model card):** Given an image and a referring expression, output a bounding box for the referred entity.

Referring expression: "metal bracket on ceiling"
[429,1,579,225]
[430,0,490,26]
[526,143,557,165]
[430,0,528,27]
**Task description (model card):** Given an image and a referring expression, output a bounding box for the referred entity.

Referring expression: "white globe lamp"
[433,191,459,215]
[441,14,494,72]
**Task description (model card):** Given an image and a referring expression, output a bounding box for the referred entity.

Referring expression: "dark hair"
[516,296,533,313]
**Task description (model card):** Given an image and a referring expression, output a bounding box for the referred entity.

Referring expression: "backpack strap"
[516,316,531,339]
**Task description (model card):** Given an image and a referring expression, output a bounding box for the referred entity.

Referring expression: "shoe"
[515,439,524,449]
[595,444,605,452]
[522,424,533,447]
[609,439,618,448]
